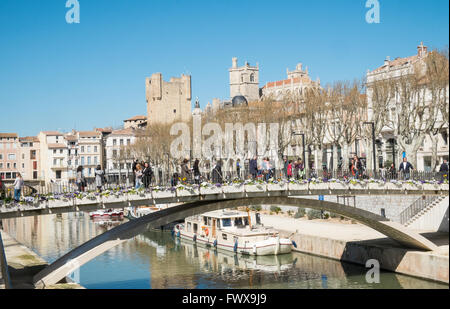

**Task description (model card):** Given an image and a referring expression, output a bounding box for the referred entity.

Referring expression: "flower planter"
[176,188,199,197]
[101,195,127,204]
[328,182,349,190]
[48,199,70,208]
[152,190,176,199]
[267,183,287,191]
[385,182,403,191]
[309,183,329,191]
[245,184,267,192]
[367,182,386,190]
[403,183,423,191]
[77,197,100,206]
[348,183,368,191]
[222,184,245,193]
[200,186,222,195]
[288,182,309,192]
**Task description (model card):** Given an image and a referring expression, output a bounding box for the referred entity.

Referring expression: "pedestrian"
[352,155,362,179]
[287,160,293,179]
[398,157,414,180]
[193,159,201,184]
[13,173,24,202]
[180,159,191,183]
[439,159,449,181]
[76,166,86,192]
[249,156,258,179]
[298,158,305,179]
[95,165,105,193]
[283,156,289,179]
[293,159,300,180]
[212,160,223,184]
[143,162,153,188]
[236,159,241,179]
[135,164,143,189]
[131,159,138,187]
[262,157,270,181]
[389,163,397,180]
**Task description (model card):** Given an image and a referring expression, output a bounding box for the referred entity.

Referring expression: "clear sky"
[0,0,448,137]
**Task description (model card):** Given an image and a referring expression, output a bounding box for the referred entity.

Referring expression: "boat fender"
[233,241,238,252]
[193,234,197,242]
[292,240,297,248]
[177,231,180,238]
[213,239,217,248]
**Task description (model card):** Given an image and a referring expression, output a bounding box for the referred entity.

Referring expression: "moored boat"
[173,209,294,256]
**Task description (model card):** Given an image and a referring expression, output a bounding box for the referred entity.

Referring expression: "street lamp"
[292,131,306,166]
[363,122,376,171]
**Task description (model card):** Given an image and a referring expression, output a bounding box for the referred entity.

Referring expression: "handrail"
[399,195,441,225]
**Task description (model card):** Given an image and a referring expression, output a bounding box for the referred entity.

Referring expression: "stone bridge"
[0,181,448,220]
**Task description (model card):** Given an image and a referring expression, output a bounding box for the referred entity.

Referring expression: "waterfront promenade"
[259,214,449,283]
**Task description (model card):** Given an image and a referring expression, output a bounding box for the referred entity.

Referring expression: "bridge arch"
[33,196,438,288]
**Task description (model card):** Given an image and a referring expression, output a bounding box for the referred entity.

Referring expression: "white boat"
[173,210,293,256]
[89,208,123,219]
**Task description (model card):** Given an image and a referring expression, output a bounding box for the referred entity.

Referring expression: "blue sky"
[0,0,448,137]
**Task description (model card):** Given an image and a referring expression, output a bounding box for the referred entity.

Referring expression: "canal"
[1,212,447,289]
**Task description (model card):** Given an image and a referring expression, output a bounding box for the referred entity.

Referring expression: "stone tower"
[229,57,260,102]
[146,73,192,125]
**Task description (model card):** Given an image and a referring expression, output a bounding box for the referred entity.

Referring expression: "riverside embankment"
[0,230,83,289]
[259,213,449,284]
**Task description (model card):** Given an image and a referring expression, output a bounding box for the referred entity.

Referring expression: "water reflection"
[2,213,447,289]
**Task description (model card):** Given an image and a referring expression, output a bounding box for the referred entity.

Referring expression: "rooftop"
[41,131,63,136]
[0,133,18,138]
[124,115,147,121]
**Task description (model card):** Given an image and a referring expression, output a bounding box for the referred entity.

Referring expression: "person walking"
[236,159,241,179]
[352,155,362,179]
[212,160,223,184]
[398,157,414,180]
[439,159,449,181]
[249,156,258,179]
[180,159,191,183]
[293,159,300,180]
[142,162,152,188]
[76,166,86,192]
[283,156,289,179]
[95,165,105,193]
[389,163,397,180]
[13,173,24,202]
[135,164,143,189]
[193,159,201,184]
[287,160,293,179]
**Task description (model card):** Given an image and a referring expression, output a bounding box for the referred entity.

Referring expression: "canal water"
[1,212,447,289]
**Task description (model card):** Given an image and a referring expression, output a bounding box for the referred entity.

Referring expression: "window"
[33,171,37,179]
[53,150,56,154]
[0,154,2,160]
[173,109,176,114]
[81,157,85,165]
[113,139,117,146]
[68,160,71,166]
[87,157,91,165]
[31,150,36,160]
[222,218,231,227]
[81,146,85,153]
[56,170,61,179]
[8,154,16,160]
[113,150,117,158]
[7,163,10,169]
[126,139,131,145]
[94,156,98,164]
[22,154,25,159]
[203,217,208,225]
[250,73,254,82]
[120,139,123,146]
[33,161,37,170]
[53,159,57,166]
[22,163,24,168]
[60,149,63,154]
[222,233,228,240]
[75,159,78,166]
[94,146,97,153]
[88,168,92,176]
[0,163,2,168]
[87,146,91,153]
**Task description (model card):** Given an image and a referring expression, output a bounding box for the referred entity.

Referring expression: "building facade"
[0,133,20,180]
[105,128,136,182]
[19,136,40,181]
[229,57,260,102]
[146,73,192,125]
[261,63,321,101]
[124,115,147,129]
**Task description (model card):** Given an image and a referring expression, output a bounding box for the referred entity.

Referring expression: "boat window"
[203,217,208,225]
[222,233,227,240]
[217,220,220,228]
[193,223,198,233]
[244,217,249,226]
[187,222,191,232]
[207,217,212,226]
[234,217,243,227]
[222,218,231,227]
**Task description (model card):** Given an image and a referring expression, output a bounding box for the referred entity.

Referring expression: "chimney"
[384,56,390,67]
[232,57,238,69]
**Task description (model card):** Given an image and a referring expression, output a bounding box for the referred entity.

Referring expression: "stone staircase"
[403,196,447,227]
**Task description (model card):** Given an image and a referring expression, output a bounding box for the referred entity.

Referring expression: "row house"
[105,128,136,182]
[0,133,20,180]
[19,136,40,180]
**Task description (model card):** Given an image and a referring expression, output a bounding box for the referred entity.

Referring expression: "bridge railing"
[1,168,446,198]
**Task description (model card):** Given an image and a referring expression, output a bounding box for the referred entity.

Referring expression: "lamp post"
[363,121,376,172]
[292,132,306,165]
